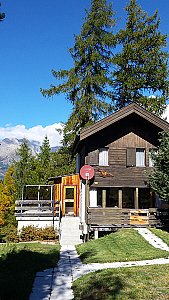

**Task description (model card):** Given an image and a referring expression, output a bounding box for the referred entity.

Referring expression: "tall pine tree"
[112,0,168,115]
[41,0,117,145]
[14,139,34,198]
[37,136,52,183]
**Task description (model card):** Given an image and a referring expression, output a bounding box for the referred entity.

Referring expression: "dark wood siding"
[126,148,136,167]
[84,132,156,188]
[88,149,99,165]
[109,148,126,166]
[79,122,164,188]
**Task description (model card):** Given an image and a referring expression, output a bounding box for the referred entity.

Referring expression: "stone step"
[60,216,82,246]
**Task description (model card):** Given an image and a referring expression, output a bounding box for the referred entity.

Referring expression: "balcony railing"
[87,207,161,229]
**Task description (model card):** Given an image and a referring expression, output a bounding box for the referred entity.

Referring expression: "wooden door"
[62,186,77,216]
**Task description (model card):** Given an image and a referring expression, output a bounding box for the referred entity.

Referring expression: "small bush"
[40,226,57,240]
[19,225,58,242]
[0,225,19,243]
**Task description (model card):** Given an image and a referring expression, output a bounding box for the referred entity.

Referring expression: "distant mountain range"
[0,138,59,178]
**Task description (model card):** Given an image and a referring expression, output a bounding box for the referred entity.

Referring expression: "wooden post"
[102,189,106,208]
[94,230,99,239]
[135,188,139,209]
[118,189,122,208]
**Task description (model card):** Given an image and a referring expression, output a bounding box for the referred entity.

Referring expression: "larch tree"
[112,0,168,115]
[41,0,117,146]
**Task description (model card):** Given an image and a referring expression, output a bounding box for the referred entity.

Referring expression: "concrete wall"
[16,217,59,231]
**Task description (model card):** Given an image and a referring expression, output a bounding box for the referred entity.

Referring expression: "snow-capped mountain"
[0,138,59,178]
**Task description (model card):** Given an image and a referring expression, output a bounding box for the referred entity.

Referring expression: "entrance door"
[63,186,77,216]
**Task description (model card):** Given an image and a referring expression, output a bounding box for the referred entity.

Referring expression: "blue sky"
[0,0,169,145]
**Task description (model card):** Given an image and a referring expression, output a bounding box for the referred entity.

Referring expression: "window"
[136,148,145,167]
[99,148,109,166]
[65,187,74,200]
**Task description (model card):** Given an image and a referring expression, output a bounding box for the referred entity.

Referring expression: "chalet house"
[73,103,169,239]
[15,103,169,239]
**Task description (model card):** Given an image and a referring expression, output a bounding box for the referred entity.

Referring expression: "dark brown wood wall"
[86,132,156,188]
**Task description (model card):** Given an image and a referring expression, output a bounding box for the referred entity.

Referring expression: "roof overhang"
[73,103,169,153]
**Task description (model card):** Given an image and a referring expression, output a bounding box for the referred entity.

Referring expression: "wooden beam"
[102,189,106,208]
[135,188,139,209]
[118,189,122,209]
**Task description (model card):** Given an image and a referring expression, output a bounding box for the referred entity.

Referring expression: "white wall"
[79,181,86,223]
[16,217,59,231]
[90,188,97,207]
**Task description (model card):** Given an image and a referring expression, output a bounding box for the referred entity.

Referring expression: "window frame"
[136,148,145,167]
[99,147,109,166]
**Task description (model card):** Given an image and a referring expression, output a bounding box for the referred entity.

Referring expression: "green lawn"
[0,242,60,300]
[76,229,169,263]
[72,264,169,300]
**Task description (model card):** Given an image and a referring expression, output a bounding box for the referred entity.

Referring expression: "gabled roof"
[80,103,169,140]
[73,103,169,153]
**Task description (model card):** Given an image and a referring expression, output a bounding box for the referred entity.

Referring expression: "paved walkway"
[29,230,169,300]
[135,228,169,251]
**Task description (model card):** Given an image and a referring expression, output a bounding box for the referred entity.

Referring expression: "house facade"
[73,103,169,239]
[15,103,169,237]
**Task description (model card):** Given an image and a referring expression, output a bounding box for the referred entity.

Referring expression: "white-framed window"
[99,148,109,166]
[136,148,145,167]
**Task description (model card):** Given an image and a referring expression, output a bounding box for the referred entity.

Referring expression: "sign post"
[80,165,95,224]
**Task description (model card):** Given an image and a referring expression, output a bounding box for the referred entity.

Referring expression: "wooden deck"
[87,207,161,230]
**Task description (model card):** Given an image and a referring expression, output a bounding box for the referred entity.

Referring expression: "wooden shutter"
[126,148,136,167]
[88,150,99,165]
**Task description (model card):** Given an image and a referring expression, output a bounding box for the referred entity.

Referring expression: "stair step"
[60,217,82,246]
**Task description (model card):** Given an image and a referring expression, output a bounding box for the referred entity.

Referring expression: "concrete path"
[135,228,169,251]
[29,229,169,300]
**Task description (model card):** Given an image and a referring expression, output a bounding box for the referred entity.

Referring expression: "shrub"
[0,225,19,243]
[19,225,58,242]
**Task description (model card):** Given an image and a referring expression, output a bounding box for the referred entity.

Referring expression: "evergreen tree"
[37,136,52,183]
[113,0,168,115]
[50,147,76,177]
[149,131,169,202]
[41,0,117,145]
[14,139,34,198]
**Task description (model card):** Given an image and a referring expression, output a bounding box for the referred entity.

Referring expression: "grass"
[0,242,60,300]
[72,264,169,300]
[149,228,169,246]
[76,229,169,263]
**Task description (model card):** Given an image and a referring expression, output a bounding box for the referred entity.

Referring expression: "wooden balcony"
[87,207,161,230]
[15,200,60,218]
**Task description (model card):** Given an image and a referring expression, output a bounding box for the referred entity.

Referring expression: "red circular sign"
[80,165,95,180]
